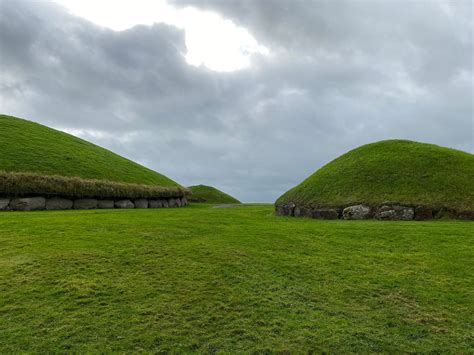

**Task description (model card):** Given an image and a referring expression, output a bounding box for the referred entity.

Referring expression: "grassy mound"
[188,184,240,204]
[277,140,474,211]
[0,114,178,187]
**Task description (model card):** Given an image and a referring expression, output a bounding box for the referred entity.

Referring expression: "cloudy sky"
[0,0,472,202]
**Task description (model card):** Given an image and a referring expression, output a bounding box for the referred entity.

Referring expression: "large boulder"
[10,197,46,211]
[149,200,163,208]
[457,210,474,220]
[294,206,311,217]
[434,208,457,219]
[343,205,371,220]
[168,198,178,208]
[275,203,288,216]
[414,206,433,220]
[97,200,114,209]
[376,205,414,220]
[312,208,340,220]
[74,199,98,210]
[115,200,135,209]
[46,198,73,210]
[134,199,148,209]
[0,198,10,210]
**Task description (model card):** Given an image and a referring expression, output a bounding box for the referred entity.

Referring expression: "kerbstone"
[376,205,414,220]
[134,199,148,209]
[0,198,10,210]
[414,206,433,220]
[457,210,474,220]
[46,198,73,210]
[168,198,177,208]
[74,199,98,209]
[149,200,163,208]
[115,200,134,209]
[312,208,340,220]
[97,200,114,209]
[10,197,46,211]
[343,205,371,220]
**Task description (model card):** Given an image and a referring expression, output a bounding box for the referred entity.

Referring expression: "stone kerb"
[0,196,189,211]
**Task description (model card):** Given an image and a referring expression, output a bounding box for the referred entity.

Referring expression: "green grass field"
[188,184,241,204]
[1,204,472,352]
[277,140,474,211]
[0,115,178,187]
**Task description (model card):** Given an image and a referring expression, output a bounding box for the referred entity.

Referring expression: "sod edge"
[0,171,190,200]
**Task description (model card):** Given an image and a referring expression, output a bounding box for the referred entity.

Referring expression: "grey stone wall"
[0,196,189,211]
[275,202,473,221]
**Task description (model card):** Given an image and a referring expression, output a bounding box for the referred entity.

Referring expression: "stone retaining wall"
[275,203,473,220]
[0,196,188,211]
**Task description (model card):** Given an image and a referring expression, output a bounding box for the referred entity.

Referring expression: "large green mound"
[0,114,178,187]
[188,184,240,204]
[277,140,474,211]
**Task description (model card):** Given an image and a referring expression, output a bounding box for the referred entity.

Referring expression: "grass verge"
[0,205,472,352]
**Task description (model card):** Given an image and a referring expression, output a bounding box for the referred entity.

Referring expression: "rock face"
[0,198,10,210]
[134,199,148,209]
[376,205,414,220]
[74,199,98,210]
[343,205,371,220]
[10,197,46,211]
[313,208,340,220]
[115,200,135,209]
[46,198,73,210]
[97,200,114,209]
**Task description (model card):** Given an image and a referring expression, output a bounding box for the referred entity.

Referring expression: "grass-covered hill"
[277,140,474,211]
[188,184,241,204]
[0,114,178,187]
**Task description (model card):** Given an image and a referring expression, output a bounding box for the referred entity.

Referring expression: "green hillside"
[0,114,178,186]
[277,140,474,210]
[188,184,240,204]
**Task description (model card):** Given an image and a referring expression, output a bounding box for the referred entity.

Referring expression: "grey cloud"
[1,0,472,202]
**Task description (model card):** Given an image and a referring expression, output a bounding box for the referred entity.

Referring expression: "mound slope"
[188,185,240,204]
[276,140,474,216]
[0,114,178,187]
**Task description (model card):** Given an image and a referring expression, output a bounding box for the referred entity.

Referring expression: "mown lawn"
[0,204,472,352]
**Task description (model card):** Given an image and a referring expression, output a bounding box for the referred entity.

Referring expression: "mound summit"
[188,185,241,204]
[276,140,474,220]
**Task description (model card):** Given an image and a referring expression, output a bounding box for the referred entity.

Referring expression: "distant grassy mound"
[277,140,474,211]
[188,185,240,204]
[0,114,178,187]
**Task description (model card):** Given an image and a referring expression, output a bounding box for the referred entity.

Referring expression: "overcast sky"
[0,0,472,202]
